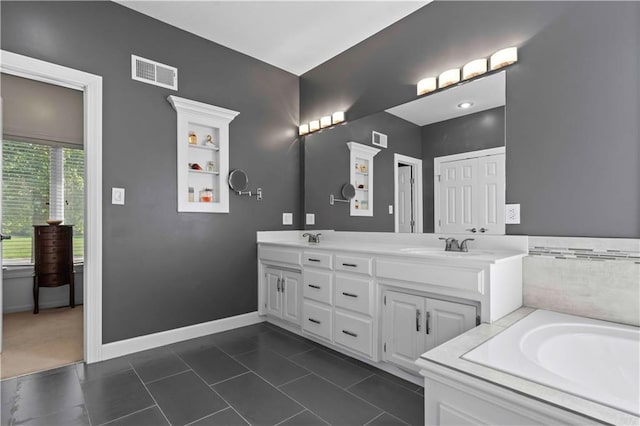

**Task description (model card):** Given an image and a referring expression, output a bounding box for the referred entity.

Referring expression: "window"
[2,140,84,265]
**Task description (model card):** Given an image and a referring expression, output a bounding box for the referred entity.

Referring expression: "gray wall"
[304,112,421,231]
[421,107,505,232]
[1,1,300,343]
[301,2,640,238]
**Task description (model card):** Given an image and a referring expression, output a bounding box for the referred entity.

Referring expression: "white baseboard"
[100,311,263,362]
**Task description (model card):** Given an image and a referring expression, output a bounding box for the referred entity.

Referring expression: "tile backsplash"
[524,236,640,326]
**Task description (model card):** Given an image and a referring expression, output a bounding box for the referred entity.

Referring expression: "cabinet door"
[382,291,425,372]
[424,298,477,352]
[265,267,282,318]
[282,270,301,325]
[477,153,505,234]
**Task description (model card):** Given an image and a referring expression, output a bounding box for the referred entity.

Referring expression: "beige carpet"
[1,306,83,379]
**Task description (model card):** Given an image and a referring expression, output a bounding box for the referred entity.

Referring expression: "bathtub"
[463,309,640,417]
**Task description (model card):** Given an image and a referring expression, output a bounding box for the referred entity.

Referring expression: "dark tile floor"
[1,322,424,426]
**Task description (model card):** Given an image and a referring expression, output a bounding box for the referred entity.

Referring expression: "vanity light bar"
[416,46,518,96]
[299,111,346,136]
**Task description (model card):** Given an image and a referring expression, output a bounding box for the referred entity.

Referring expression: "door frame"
[393,153,423,233]
[0,50,103,363]
[433,146,505,233]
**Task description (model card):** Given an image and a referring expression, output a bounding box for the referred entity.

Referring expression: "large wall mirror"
[303,71,506,235]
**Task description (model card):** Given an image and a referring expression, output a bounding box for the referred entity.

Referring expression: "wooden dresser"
[33,225,75,314]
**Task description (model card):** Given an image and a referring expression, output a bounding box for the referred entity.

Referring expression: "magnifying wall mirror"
[330,183,356,205]
[228,169,262,200]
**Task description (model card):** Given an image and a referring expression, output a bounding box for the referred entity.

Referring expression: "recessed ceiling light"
[458,101,474,109]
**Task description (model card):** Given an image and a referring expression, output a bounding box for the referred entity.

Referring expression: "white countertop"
[258,239,526,264]
[416,308,640,426]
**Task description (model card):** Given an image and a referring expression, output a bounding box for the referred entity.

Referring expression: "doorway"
[0,50,103,368]
[394,154,423,233]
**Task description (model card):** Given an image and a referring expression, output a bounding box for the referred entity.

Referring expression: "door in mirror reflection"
[435,147,505,235]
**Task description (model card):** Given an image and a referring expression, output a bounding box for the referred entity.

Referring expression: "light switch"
[112,187,125,205]
[282,213,293,225]
[505,204,520,224]
[388,205,393,215]
[306,213,315,225]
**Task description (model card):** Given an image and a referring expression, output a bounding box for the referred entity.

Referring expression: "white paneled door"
[435,148,505,235]
[397,165,414,233]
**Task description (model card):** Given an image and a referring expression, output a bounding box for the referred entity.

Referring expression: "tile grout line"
[143,368,193,385]
[362,411,386,426]
[128,362,173,426]
[276,372,313,389]
[210,370,252,386]
[183,406,233,426]
[272,408,307,426]
[344,372,375,390]
[96,404,158,426]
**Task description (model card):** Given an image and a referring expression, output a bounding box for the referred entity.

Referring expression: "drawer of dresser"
[333,311,373,357]
[36,273,70,287]
[38,245,68,255]
[38,238,70,248]
[303,269,333,305]
[303,251,333,269]
[37,250,70,262]
[259,246,301,266]
[302,301,332,341]
[335,254,373,275]
[334,275,373,316]
[37,263,69,274]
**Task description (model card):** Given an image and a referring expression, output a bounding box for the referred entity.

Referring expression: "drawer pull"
[308,258,321,262]
[308,318,321,324]
[308,284,321,289]
[342,292,358,298]
[342,330,358,338]
[342,263,357,267]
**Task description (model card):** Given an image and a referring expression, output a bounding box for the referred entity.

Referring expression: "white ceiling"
[115,1,429,75]
[385,71,506,126]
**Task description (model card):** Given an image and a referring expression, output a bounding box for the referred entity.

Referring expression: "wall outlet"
[112,187,125,205]
[305,213,315,225]
[505,204,520,224]
[388,205,393,215]
[282,213,293,225]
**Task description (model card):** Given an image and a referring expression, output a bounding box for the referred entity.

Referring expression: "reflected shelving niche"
[347,141,380,217]
[168,95,240,213]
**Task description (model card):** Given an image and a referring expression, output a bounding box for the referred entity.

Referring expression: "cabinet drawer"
[39,238,69,248]
[335,254,372,276]
[38,245,68,255]
[303,251,333,269]
[303,270,333,305]
[259,246,301,266]
[37,273,70,287]
[334,275,373,316]
[302,301,332,341]
[37,263,69,274]
[376,260,484,294]
[334,311,373,357]
[38,253,69,264]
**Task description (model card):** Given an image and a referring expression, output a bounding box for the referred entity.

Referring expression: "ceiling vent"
[131,55,178,90]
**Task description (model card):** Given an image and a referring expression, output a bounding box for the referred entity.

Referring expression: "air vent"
[372,131,388,148]
[131,55,177,90]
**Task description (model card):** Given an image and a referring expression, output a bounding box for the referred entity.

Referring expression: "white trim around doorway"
[393,153,423,233]
[1,50,103,363]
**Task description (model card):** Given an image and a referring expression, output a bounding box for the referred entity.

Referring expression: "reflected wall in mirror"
[303,71,506,234]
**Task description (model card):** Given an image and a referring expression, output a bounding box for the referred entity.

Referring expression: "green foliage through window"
[2,140,84,264]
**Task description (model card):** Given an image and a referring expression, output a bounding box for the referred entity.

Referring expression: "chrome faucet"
[302,232,322,244]
[439,237,474,252]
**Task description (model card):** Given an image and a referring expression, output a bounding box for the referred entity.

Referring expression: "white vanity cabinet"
[258,246,302,327]
[265,266,301,325]
[382,290,477,372]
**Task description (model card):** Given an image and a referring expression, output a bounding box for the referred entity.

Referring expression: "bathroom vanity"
[257,231,527,382]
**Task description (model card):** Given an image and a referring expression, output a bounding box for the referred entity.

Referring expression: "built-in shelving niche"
[168,95,240,213]
[347,142,380,217]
